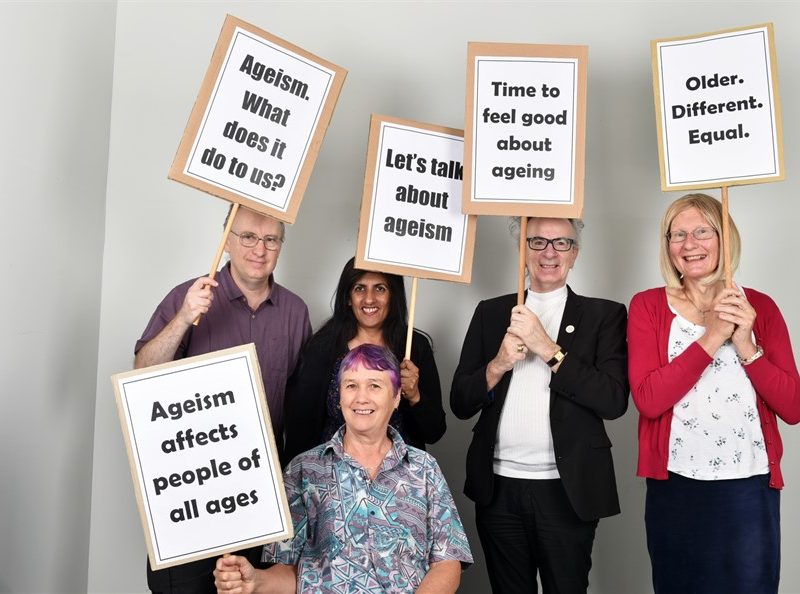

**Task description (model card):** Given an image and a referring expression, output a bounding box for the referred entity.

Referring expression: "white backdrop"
[1,2,798,593]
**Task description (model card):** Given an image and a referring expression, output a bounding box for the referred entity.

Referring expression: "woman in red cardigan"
[628,193,800,594]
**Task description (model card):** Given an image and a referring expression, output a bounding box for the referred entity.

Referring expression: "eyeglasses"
[526,237,575,251]
[666,226,717,243]
[230,230,283,251]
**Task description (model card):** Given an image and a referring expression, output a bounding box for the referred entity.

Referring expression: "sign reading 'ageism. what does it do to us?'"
[170,15,347,223]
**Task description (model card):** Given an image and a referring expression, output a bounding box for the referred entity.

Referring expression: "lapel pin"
[565,324,575,334]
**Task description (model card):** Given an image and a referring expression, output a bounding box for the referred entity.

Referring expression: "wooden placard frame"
[169,14,347,223]
[356,114,477,283]
[652,23,784,191]
[463,42,587,218]
[112,344,292,570]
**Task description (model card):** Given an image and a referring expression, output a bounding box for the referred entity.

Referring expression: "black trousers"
[476,475,598,594]
[147,545,265,594]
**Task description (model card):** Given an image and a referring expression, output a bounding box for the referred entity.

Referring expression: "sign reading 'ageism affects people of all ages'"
[357,116,476,283]
[170,15,346,223]
[464,42,587,218]
[653,23,784,190]
[112,344,292,570]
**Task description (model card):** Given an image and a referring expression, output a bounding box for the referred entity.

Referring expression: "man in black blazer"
[451,217,628,594]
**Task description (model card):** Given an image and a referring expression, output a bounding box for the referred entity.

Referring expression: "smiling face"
[525,218,579,293]
[668,207,720,283]
[224,208,283,291]
[349,272,391,332]
[339,363,400,438]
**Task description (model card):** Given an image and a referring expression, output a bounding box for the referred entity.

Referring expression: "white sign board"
[357,115,476,283]
[464,42,587,218]
[170,15,346,223]
[112,344,291,570]
[653,23,783,190]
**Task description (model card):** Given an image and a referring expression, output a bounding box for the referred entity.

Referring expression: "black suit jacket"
[450,287,629,521]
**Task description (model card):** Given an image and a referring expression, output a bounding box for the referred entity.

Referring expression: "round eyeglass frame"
[665,226,717,244]
[230,230,283,251]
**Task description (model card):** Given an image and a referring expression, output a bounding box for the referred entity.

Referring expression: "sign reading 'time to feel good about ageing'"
[464,42,587,218]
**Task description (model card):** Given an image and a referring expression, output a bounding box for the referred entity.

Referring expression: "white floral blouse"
[666,307,769,480]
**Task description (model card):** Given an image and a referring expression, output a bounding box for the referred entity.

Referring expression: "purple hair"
[338,344,400,393]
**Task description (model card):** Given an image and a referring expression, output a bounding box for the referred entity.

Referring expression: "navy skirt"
[645,472,780,594]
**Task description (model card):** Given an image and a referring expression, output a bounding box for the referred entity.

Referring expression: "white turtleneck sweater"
[493,285,567,479]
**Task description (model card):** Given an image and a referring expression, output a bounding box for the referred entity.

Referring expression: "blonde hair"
[659,193,740,288]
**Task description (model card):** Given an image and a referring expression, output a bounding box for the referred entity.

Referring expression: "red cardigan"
[628,287,800,488]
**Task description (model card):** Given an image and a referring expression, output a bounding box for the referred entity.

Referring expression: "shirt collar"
[217,262,278,305]
[325,425,408,470]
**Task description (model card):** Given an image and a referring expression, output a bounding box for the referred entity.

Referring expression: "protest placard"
[464,42,587,218]
[357,115,476,283]
[112,344,291,570]
[653,23,783,191]
[169,15,346,223]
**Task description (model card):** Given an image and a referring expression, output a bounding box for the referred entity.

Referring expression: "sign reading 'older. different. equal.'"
[112,344,291,570]
[170,15,347,223]
[464,42,587,218]
[357,115,477,283]
[653,23,784,191]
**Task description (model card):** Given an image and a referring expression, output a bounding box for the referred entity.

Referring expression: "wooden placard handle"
[721,187,733,289]
[193,202,240,326]
[517,216,527,305]
[404,277,419,360]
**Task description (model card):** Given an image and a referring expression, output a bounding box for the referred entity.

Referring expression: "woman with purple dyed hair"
[215,344,473,594]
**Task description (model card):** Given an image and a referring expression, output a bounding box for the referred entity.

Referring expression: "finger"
[214,577,242,591]
[193,276,219,290]
[216,573,243,584]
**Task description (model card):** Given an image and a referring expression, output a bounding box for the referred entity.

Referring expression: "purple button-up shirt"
[135,263,311,438]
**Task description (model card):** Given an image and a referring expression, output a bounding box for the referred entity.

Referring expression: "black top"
[450,287,629,520]
[284,328,446,466]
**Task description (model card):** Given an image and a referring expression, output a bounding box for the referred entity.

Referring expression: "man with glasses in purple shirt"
[135,205,311,594]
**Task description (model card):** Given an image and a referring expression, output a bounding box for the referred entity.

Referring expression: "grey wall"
[2,2,798,593]
[0,1,116,593]
[87,3,800,593]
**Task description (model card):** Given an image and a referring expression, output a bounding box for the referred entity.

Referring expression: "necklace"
[344,435,391,474]
[683,289,712,320]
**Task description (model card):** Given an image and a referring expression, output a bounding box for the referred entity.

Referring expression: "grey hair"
[224,203,285,240]
[508,216,584,247]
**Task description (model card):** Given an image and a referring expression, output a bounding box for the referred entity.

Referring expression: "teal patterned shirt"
[263,426,472,593]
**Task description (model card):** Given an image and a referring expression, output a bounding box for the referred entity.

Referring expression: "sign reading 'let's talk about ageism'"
[653,23,784,190]
[357,116,476,283]
[170,15,346,223]
[112,344,291,570]
[464,42,587,218]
